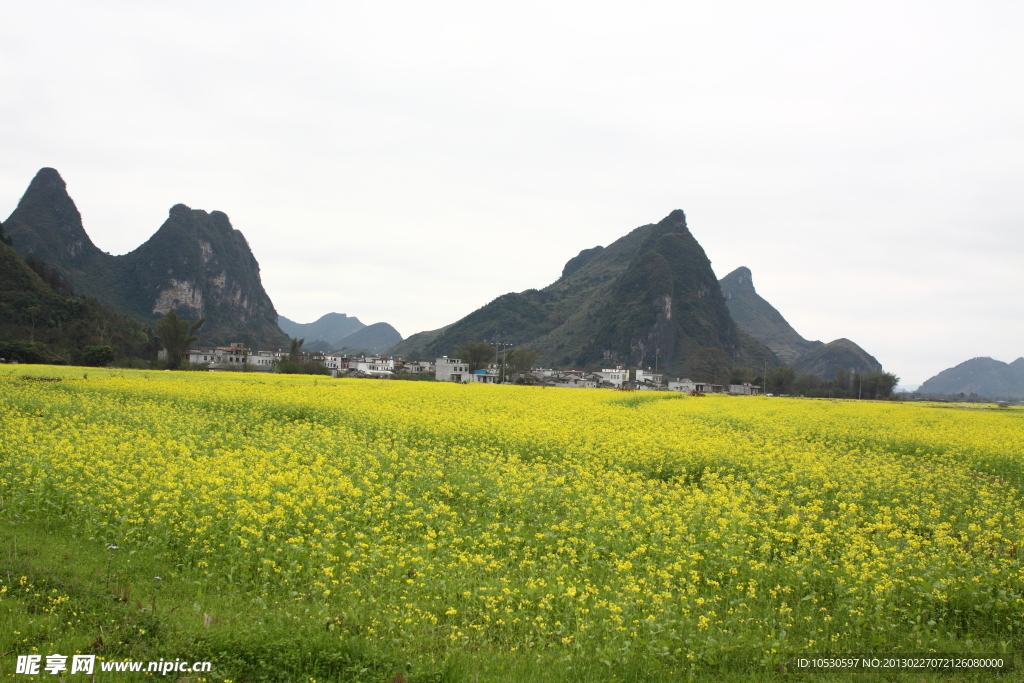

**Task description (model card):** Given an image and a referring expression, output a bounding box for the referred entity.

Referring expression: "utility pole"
[502,342,510,382]
[494,340,512,383]
[858,374,862,400]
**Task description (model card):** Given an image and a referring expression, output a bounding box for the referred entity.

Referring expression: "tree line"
[453,341,540,382]
[685,347,899,399]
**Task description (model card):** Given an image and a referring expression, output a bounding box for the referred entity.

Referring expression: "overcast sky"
[2,1,1022,386]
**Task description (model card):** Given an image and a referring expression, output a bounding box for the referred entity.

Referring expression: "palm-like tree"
[156,308,205,370]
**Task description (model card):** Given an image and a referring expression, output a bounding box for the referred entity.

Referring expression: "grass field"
[2,366,1023,681]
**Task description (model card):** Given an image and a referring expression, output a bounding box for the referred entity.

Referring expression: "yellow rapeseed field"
[2,366,1023,675]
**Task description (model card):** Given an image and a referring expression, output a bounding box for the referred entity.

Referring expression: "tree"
[289,337,305,362]
[156,308,205,370]
[507,346,540,376]
[792,371,820,397]
[80,345,115,367]
[454,341,496,373]
[25,306,44,342]
[766,366,796,395]
[860,371,899,399]
[687,347,732,385]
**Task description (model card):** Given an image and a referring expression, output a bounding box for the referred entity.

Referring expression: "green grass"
[3,491,1018,682]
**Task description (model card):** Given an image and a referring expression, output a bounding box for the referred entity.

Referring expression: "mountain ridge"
[791,338,882,380]
[333,322,403,354]
[918,357,1024,398]
[278,313,366,346]
[386,210,779,375]
[719,266,822,364]
[4,168,287,349]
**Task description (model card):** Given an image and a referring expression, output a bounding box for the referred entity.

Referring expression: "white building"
[247,350,276,370]
[185,348,216,364]
[595,367,629,387]
[467,369,501,384]
[317,354,346,374]
[185,343,255,370]
[436,357,470,382]
[668,379,725,394]
[350,357,394,376]
[728,383,760,396]
[635,369,665,386]
[551,376,597,389]
[400,360,435,374]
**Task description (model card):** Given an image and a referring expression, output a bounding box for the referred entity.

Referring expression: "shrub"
[79,345,115,367]
[275,360,331,376]
[0,340,64,364]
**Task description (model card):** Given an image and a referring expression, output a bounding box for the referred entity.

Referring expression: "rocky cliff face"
[587,211,774,373]
[4,168,287,349]
[120,204,286,348]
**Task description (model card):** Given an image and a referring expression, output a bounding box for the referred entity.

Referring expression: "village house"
[247,350,275,370]
[668,379,726,394]
[319,354,346,372]
[594,367,628,387]
[635,369,665,387]
[184,348,215,364]
[400,360,435,374]
[467,368,501,383]
[184,343,257,371]
[348,356,395,377]
[549,372,598,388]
[435,356,470,382]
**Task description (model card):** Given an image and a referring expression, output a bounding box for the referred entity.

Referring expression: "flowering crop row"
[2,367,1022,670]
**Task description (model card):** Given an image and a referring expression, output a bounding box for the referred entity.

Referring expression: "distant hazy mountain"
[718,266,890,378]
[386,210,778,375]
[919,357,1024,398]
[278,313,402,355]
[333,322,403,354]
[4,168,287,349]
[278,313,365,345]
[791,338,882,380]
[385,324,451,359]
[719,267,822,364]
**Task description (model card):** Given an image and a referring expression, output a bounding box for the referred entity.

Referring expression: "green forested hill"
[0,219,153,363]
[4,168,287,349]
[388,210,779,375]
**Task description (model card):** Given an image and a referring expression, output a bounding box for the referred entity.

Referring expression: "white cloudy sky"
[2,1,1022,385]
